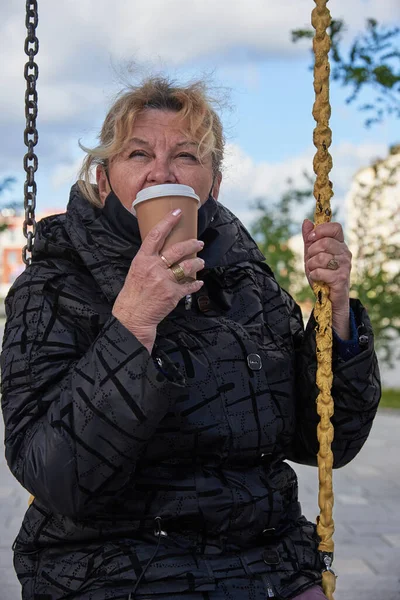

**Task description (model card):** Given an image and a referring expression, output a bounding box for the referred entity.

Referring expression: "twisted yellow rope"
[311,1,336,598]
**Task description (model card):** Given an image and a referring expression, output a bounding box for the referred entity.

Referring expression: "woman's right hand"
[112,209,205,353]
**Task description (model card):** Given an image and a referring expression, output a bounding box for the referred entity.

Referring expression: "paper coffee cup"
[132,184,201,259]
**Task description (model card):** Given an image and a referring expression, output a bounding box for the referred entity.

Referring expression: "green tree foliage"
[250,151,400,366]
[250,175,315,300]
[292,19,400,126]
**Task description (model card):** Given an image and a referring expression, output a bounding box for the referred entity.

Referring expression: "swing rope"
[311,1,336,598]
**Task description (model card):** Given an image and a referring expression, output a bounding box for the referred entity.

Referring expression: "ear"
[212,171,222,201]
[96,165,110,205]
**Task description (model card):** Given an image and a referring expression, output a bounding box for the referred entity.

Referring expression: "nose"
[146,156,177,185]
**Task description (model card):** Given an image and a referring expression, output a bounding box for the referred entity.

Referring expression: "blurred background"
[0,1,399,598]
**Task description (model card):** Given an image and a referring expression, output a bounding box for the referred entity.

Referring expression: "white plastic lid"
[132,184,200,207]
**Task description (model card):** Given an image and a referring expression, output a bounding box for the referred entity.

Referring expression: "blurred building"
[345,144,400,279]
[345,144,400,388]
[0,208,64,300]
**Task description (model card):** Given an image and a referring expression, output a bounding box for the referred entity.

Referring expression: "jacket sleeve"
[286,295,381,468]
[1,266,186,518]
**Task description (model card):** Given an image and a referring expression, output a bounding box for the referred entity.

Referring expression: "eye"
[176,153,198,162]
[128,150,148,159]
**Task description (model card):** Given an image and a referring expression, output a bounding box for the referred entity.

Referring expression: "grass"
[380,388,400,409]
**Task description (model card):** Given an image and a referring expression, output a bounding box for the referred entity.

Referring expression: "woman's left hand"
[302,219,352,340]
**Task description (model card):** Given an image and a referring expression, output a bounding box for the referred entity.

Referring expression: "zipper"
[262,574,276,598]
[128,516,165,597]
[322,552,336,577]
[185,294,192,310]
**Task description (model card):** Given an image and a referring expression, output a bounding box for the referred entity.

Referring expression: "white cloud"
[219,140,388,228]
[51,156,86,190]
[2,0,398,123]
[31,0,399,70]
[2,0,397,189]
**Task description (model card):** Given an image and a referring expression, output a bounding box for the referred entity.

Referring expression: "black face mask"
[102,190,141,244]
[102,190,219,244]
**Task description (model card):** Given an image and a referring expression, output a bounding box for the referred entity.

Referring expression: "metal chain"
[22,0,39,266]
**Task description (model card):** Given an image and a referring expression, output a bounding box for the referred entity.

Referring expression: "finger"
[181,278,205,296]
[168,258,205,283]
[302,219,315,253]
[306,252,334,273]
[308,266,350,286]
[306,238,347,259]
[307,252,339,273]
[180,257,206,279]
[161,239,204,267]
[306,221,344,244]
[140,209,183,256]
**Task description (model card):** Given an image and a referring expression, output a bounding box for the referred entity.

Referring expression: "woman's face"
[97,109,221,209]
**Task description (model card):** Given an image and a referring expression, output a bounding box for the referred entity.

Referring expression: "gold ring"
[160,254,172,268]
[170,263,186,283]
[327,258,339,270]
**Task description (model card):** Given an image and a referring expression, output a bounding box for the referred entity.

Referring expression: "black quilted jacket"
[1,186,380,600]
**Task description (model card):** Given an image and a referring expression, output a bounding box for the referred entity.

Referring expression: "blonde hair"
[78,76,225,206]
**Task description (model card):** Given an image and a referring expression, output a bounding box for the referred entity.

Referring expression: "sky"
[1,0,399,230]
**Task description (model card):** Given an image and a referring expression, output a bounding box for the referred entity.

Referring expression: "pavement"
[293,411,400,600]
[0,316,399,599]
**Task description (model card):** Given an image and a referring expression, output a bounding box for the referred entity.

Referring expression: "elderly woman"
[1,77,380,600]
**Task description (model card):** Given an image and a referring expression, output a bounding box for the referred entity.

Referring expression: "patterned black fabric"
[1,184,381,599]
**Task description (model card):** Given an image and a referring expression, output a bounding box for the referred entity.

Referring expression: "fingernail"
[308,231,316,241]
[198,240,205,248]
[172,208,182,216]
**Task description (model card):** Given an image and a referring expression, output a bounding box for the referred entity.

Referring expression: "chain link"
[22,0,39,265]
